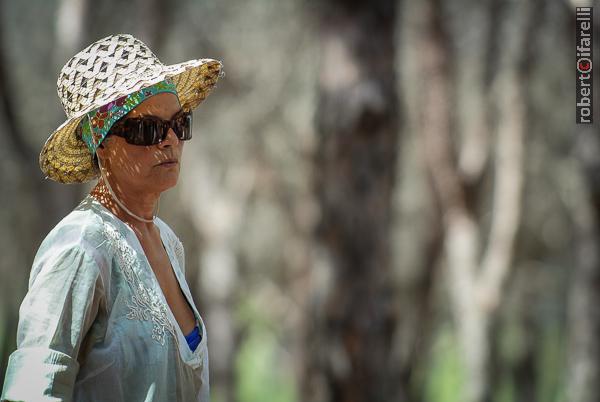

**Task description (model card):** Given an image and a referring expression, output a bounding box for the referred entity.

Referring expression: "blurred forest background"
[0,0,591,401]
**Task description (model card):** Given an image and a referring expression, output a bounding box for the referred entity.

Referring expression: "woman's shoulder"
[29,197,113,288]
[40,199,106,248]
[33,196,116,268]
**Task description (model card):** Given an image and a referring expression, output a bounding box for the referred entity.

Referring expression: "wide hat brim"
[40,58,223,184]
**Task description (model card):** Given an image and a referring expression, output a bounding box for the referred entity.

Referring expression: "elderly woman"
[1,34,223,402]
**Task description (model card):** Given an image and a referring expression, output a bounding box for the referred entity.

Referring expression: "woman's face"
[96,92,184,196]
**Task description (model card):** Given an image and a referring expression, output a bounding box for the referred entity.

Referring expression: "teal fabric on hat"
[80,78,178,154]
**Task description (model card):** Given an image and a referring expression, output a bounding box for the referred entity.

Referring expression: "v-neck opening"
[85,194,205,361]
[153,223,201,337]
[136,225,206,361]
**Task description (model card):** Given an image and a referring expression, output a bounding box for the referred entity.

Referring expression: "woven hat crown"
[57,34,167,119]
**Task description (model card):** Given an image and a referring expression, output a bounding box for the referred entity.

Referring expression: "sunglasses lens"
[141,119,161,145]
[174,112,192,140]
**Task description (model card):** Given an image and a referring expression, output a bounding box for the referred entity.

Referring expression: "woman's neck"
[91,177,159,231]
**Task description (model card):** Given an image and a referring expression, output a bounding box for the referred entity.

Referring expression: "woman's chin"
[153,171,180,191]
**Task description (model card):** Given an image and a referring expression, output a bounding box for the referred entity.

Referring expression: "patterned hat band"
[80,78,178,154]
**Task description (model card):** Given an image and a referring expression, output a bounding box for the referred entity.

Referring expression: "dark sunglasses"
[108,109,193,146]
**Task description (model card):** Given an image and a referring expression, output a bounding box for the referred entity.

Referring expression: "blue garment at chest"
[185,325,202,352]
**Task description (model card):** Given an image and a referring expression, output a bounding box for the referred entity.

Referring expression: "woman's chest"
[137,237,197,336]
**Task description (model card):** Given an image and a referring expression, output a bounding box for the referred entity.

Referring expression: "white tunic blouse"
[1,194,210,402]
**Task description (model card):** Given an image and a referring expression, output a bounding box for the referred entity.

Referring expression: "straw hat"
[40,33,224,184]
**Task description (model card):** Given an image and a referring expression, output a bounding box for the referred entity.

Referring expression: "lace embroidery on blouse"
[170,235,185,270]
[101,222,176,346]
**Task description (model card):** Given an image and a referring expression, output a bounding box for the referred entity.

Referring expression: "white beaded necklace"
[98,158,159,223]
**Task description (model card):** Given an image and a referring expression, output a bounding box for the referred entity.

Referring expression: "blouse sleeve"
[1,242,104,402]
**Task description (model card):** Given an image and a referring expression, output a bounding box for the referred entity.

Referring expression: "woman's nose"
[157,128,179,148]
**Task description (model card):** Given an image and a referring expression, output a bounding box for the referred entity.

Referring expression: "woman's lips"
[157,160,179,167]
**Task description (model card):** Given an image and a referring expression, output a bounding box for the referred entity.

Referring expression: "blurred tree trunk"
[303,1,401,401]
[418,0,531,401]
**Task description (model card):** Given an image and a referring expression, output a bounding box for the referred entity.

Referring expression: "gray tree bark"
[303,1,401,401]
